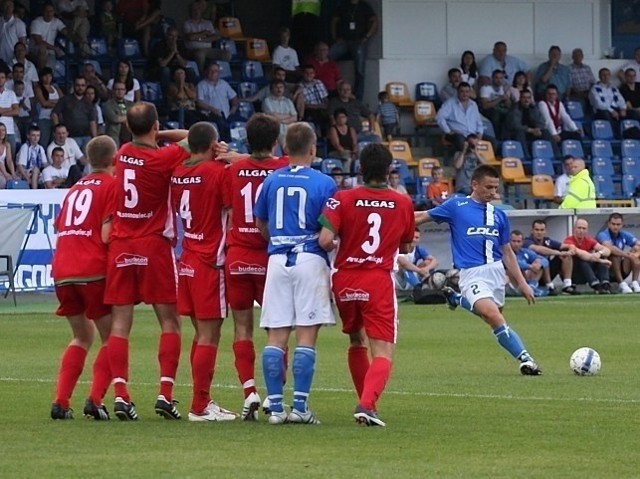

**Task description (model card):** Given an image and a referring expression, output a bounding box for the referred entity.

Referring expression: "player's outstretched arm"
[502,243,535,304]
[157,129,189,143]
[318,227,337,252]
[415,210,433,226]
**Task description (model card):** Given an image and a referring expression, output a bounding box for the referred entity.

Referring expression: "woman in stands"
[166,66,201,127]
[328,108,358,172]
[85,85,106,135]
[0,123,17,188]
[34,67,64,148]
[459,51,478,89]
[509,71,532,102]
[107,60,141,103]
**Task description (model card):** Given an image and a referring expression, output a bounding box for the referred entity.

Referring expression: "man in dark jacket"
[505,89,552,158]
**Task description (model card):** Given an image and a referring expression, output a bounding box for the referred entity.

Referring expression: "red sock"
[189,339,198,368]
[359,357,392,411]
[282,345,289,385]
[191,344,217,413]
[108,335,130,402]
[348,346,370,399]
[233,340,256,398]
[158,332,181,401]
[89,345,111,404]
[55,344,87,409]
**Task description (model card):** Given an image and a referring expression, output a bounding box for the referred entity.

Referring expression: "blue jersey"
[428,197,510,269]
[254,165,337,257]
[515,247,541,271]
[596,228,638,250]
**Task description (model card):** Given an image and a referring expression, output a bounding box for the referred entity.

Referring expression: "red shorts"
[178,249,226,319]
[332,269,398,344]
[55,280,111,320]
[225,246,268,310]
[104,235,177,305]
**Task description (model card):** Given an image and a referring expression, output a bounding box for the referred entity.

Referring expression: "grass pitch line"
[2,376,639,405]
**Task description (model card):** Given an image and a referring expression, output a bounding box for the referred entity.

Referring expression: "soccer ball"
[569,347,601,376]
[428,271,447,290]
[445,268,460,290]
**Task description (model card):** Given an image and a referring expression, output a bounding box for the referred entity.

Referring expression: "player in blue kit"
[415,165,541,375]
[254,122,337,425]
[596,212,640,293]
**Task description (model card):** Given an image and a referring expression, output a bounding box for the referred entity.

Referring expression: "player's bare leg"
[153,303,182,418]
[631,253,640,292]
[84,314,113,420]
[232,308,261,420]
[354,337,393,427]
[263,327,292,424]
[52,314,95,419]
[347,329,369,399]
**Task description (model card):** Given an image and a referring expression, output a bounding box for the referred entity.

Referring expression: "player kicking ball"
[319,143,416,427]
[415,165,542,376]
[51,136,118,420]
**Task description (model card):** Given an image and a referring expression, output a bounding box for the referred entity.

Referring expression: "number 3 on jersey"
[361,212,381,254]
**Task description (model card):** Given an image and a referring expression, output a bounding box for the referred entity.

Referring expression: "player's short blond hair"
[86,135,117,170]
[285,122,316,157]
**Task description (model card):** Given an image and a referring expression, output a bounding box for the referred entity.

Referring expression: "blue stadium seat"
[242,60,266,84]
[118,38,147,67]
[531,140,555,160]
[78,60,102,76]
[321,158,343,174]
[622,174,638,197]
[620,119,640,137]
[621,139,640,158]
[532,157,555,176]
[561,139,584,158]
[214,61,232,82]
[591,120,618,143]
[6,179,29,189]
[622,157,640,176]
[481,119,496,140]
[591,157,615,176]
[565,101,585,121]
[236,101,255,121]
[87,36,109,59]
[501,140,525,160]
[228,140,249,154]
[390,158,414,186]
[141,82,163,105]
[415,82,438,103]
[414,176,433,206]
[594,174,615,199]
[229,121,247,141]
[238,81,258,99]
[214,38,239,60]
[591,139,615,162]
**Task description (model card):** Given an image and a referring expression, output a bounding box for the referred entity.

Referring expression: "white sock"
[546,282,554,290]
[563,278,572,288]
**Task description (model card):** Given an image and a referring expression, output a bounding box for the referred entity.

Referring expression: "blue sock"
[493,324,532,362]
[450,291,480,317]
[292,346,316,413]
[262,346,285,413]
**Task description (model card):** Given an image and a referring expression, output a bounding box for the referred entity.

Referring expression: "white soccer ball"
[428,271,447,290]
[569,347,601,376]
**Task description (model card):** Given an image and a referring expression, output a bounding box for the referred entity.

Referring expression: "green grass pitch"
[0,294,638,478]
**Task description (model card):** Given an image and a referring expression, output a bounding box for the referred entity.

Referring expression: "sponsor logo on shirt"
[228,261,266,275]
[238,169,275,177]
[171,176,202,185]
[118,155,145,166]
[346,255,383,265]
[338,288,370,302]
[58,229,92,238]
[325,197,340,210]
[178,262,195,277]
[355,199,395,208]
[457,200,468,206]
[467,227,499,236]
[115,253,149,268]
[76,178,103,186]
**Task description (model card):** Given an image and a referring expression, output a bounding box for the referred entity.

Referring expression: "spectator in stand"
[441,68,474,103]
[12,42,38,86]
[11,80,31,143]
[134,0,163,58]
[459,50,479,89]
[196,62,238,142]
[81,62,109,102]
[596,212,640,293]
[272,27,300,76]
[245,67,299,106]
[7,63,34,101]
[437,83,494,152]
[148,27,193,92]
[166,66,200,127]
[330,166,349,190]
[479,41,528,87]
[102,81,133,146]
[327,81,374,134]
[617,47,640,82]
[183,2,229,78]
[115,0,147,37]
[479,69,511,139]
[568,48,596,110]
[376,90,398,140]
[388,169,408,195]
[524,219,579,295]
[0,122,17,187]
[17,125,48,189]
[29,3,69,70]
[453,133,486,195]
[262,79,298,142]
[329,0,377,100]
[510,230,549,290]
[553,155,574,204]
[395,229,438,291]
[0,1,27,66]
[107,60,141,103]
[564,218,612,293]
[0,70,18,156]
[619,68,640,121]
[537,84,583,156]
[34,67,62,148]
[327,108,357,172]
[85,85,105,135]
[98,0,120,55]
[297,64,329,130]
[560,158,596,209]
[46,123,85,177]
[505,89,551,158]
[534,45,571,100]
[589,68,627,122]
[64,1,91,58]
[52,75,97,152]
[509,71,532,103]
[306,41,342,96]
[426,166,449,207]
[42,146,69,188]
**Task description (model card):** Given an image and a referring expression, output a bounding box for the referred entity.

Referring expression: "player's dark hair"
[511,229,523,237]
[126,102,158,136]
[333,107,348,119]
[54,123,67,131]
[285,122,316,157]
[608,212,624,222]
[188,121,218,154]
[51,146,64,157]
[360,143,392,184]
[247,113,279,153]
[457,82,471,91]
[531,219,547,228]
[471,164,499,183]
[86,135,117,170]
